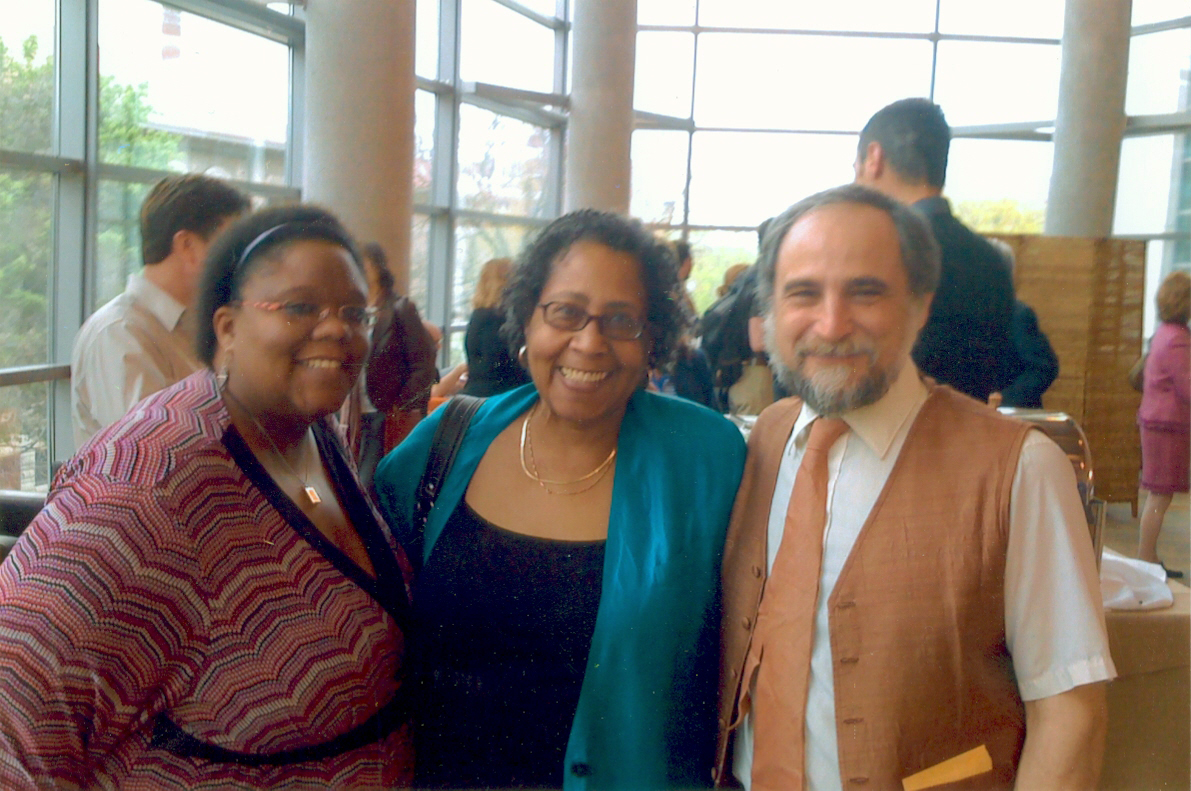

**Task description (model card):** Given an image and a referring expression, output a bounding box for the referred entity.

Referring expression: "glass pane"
[459,0,555,93]
[416,0,440,79]
[95,180,150,310]
[686,229,758,314]
[1133,0,1191,26]
[933,41,1061,126]
[688,131,858,226]
[937,0,1065,39]
[694,34,934,130]
[631,130,689,225]
[638,0,696,26]
[414,89,436,204]
[517,0,560,18]
[0,382,50,492]
[0,169,53,366]
[453,222,532,329]
[410,213,431,311]
[98,0,290,183]
[457,104,553,217]
[697,0,936,34]
[1114,134,1181,236]
[1126,28,1191,117]
[634,32,694,117]
[0,6,56,155]
[945,139,1052,233]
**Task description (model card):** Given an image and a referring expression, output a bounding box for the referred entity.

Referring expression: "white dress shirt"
[734,362,1115,790]
[71,272,203,449]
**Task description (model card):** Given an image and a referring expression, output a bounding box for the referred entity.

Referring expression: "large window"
[633,0,1066,313]
[1115,8,1191,333]
[414,0,567,365]
[0,0,301,488]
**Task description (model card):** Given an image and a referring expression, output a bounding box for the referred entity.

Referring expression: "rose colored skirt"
[1140,425,1190,494]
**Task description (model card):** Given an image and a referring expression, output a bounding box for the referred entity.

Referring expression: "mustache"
[793,339,879,364]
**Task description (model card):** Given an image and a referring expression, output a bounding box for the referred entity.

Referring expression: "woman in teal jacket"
[374,210,746,790]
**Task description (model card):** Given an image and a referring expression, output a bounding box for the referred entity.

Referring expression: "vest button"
[718,716,728,729]
[731,667,739,680]
[741,616,753,630]
[840,656,859,665]
[843,717,864,725]
[571,762,592,777]
[751,564,763,578]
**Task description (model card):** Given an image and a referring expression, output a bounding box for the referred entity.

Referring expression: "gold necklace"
[222,386,323,505]
[519,403,616,495]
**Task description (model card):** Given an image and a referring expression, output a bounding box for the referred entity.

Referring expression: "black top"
[911,197,1017,403]
[410,498,605,789]
[999,300,1060,409]
[461,307,531,397]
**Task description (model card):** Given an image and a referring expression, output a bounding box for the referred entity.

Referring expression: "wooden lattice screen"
[992,235,1146,508]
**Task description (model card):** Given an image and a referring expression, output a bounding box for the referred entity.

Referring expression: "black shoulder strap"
[409,394,484,569]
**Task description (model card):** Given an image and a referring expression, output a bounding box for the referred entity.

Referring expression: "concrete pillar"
[1045,0,1132,237]
[304,0,416,293]
[565,0,637,214]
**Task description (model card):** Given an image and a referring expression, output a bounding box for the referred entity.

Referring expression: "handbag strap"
[410,394,483,569]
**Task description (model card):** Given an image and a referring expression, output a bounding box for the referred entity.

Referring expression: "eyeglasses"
[538,301,645,341]
[240,300,377,330]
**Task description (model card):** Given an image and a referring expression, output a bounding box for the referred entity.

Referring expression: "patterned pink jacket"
[0,370,414,789]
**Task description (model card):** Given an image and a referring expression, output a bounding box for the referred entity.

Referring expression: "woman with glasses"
[374,209,747,789]
[0,206,425,788]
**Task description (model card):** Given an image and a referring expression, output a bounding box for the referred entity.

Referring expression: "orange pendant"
[304,486,321,505]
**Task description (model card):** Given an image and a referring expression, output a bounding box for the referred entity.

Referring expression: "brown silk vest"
[715,386,1033,790]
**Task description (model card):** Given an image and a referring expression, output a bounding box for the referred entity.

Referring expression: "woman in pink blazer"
[1138,271,1191,576]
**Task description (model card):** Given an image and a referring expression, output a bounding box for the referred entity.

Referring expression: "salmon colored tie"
[750,416,849,791]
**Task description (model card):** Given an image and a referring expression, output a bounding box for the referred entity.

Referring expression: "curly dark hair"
[194,204,362,365]
[501,210,685,368]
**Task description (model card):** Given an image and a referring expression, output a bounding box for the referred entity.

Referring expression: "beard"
[765,313,898,417]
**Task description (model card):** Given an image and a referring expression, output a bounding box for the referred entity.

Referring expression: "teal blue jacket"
[374,384,746,789]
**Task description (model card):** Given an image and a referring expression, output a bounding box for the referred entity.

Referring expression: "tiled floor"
[1101,492,1190,578]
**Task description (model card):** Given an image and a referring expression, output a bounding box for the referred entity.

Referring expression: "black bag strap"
[409,394,483,569]
[149,681,414,767]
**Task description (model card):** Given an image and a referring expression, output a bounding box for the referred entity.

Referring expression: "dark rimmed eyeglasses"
[239,300,377,330]
[538,301,645,341]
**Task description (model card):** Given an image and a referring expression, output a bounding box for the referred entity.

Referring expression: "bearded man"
[713,184,1113,791]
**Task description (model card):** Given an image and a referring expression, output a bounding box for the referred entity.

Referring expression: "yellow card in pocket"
[901,745,993,791]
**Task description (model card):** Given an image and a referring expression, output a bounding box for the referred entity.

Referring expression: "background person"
[375,209,746,789]
[853,98,1016,404]
[346,241,438,482]
[461,257,531,397]
[70,173,249,447]
[0,206,417,788]
[1136,270,1191,576]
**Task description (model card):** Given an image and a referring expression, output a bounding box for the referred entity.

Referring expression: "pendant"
[304,486,322,505]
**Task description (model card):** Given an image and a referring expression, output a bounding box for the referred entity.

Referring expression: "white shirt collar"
[790,359,929,460]
[125,271,187,331]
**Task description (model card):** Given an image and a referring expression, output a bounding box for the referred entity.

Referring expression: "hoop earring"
[518,345,528,368]
[216,351,231,390]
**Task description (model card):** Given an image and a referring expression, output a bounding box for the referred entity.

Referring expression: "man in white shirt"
[71,174,248,447]
[714,184,1113,791]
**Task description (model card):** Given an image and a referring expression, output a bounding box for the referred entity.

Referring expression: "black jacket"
[460,307,530,397]
[912,197,1016,403]
[999,300,1060,409]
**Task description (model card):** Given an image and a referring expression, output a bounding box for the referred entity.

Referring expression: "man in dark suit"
[853,98,1016,403]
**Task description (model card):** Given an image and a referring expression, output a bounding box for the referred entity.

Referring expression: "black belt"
[149,683,413,767]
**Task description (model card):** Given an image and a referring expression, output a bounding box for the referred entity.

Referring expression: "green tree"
[953,199,1046,234]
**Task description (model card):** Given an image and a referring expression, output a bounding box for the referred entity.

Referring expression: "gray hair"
[754,184,941,315]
